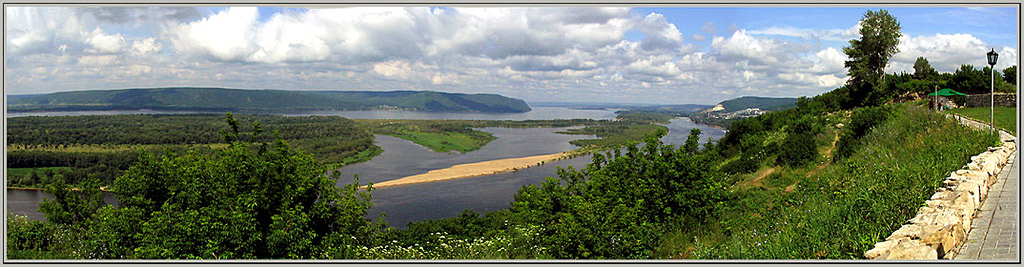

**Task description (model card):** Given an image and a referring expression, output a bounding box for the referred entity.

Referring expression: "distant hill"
[708,96,799,113]
[8,87,532,113]
[623,104,712,116]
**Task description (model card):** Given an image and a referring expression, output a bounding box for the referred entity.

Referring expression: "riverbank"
[366,151,579,188]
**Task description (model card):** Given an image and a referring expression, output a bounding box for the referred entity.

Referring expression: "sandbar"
[366,151,575,188]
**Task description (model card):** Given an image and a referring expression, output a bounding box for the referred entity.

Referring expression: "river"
[5,107,725,227]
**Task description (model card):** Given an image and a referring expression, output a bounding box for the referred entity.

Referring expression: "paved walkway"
[954,136,1018,261]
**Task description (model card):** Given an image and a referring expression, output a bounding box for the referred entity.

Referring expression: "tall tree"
[1004,65,1017,85]
[843,9,902,107]
[913,57,938,81]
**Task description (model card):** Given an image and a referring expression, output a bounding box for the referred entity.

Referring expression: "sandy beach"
[367,151,575,188]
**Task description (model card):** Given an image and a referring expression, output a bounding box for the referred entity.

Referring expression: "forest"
[6,114,377,188]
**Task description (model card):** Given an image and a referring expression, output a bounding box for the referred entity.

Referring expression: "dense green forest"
[8,88,532,113]
[6,9,1016,260]
[6,114,378,188]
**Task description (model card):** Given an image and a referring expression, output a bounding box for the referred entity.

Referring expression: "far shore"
[364,151,580,189]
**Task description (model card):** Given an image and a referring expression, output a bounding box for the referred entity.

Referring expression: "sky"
[4,6,1019,105]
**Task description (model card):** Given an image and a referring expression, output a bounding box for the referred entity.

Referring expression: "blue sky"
[5,6,1019,105]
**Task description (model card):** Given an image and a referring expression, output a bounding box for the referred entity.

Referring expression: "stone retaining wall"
[864,138,1017,260]
[958,94,1017,108]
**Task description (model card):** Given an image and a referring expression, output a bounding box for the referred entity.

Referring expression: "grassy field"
[7,167,72,178]
[381,130,495,153]
[947,107,1017,135]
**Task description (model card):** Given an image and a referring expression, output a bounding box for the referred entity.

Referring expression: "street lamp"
[934,80,939,111]
[987,48,998,134]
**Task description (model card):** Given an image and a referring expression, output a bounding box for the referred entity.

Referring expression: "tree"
[913,57,938,81]
[1004,65,1017,85]
[843,10,902,107]
[34,113,382,259]
[951,64,989,94]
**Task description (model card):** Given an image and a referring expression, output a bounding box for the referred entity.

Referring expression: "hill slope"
[8,87,532,113]
[709,96,799,113]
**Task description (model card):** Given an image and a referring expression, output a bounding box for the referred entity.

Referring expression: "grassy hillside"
[7,87,532,113]
[676,104,999,259]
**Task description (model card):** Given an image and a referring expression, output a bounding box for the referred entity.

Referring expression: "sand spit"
[366,151,576,188]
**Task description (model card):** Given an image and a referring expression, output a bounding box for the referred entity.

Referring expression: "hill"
[708,96,798,113]
[7,87,532,113]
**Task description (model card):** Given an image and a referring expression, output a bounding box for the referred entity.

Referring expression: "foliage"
[614,111,675,124]
[776,117,821,168]
[7,114,379,188]
[11,114,381,259]
[506,130,726,258]
[843,9,902,107]
[951,64,1015,94]
[693,104,998,259]
[913,57,938,81]
[559,112,672,149]
[1003,65,1017,85]
[834,106,893,161]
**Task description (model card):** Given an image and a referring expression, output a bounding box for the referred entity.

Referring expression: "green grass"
[7,167,72,178]
[947,107,1017,135]
[687,104,999,259]
[383,130,496,153]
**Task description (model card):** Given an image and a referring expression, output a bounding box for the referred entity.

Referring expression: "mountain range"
[7,87,532,113]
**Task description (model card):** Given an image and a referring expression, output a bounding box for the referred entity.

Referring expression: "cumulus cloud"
[889,33,1018,73]
[130,38,162,56]
[636,13,684,53]
[169,7,259,61]
[712,30,808,66]
[5,6,1018,105]
[86,28,124,53]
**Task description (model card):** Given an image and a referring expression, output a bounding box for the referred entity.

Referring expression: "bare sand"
[366,151,574,188]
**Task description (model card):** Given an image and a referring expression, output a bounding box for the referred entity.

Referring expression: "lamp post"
[934,80,938,111]
[987,49,998,134]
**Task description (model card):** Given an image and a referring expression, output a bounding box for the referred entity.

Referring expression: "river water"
[5,107,725,227]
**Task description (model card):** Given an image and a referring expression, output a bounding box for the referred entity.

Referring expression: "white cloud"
[77,54,118,66]
[810,47,847,75]
[170,7,259,61]
[130,38,162,56]
[86,28,125,53]
[692,33,707,42]
[637,13,684,53]
[712,30,806,66]
[889,33,1018,73]
[625,55,682,82]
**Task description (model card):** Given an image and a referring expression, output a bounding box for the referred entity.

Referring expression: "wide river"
[5,107,725,227]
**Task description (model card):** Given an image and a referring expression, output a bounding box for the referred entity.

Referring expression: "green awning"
[927,88,967,96]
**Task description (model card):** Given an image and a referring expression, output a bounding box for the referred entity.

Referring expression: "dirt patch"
[739,167,776,189]
[367,152,571,188]
[804,130,841,178]
[784,182,798,193]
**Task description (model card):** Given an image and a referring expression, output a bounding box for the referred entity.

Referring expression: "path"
[951,113,1019,261]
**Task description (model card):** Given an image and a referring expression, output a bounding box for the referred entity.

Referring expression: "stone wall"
[957,94,1017,108]
[864,138,1017,260]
